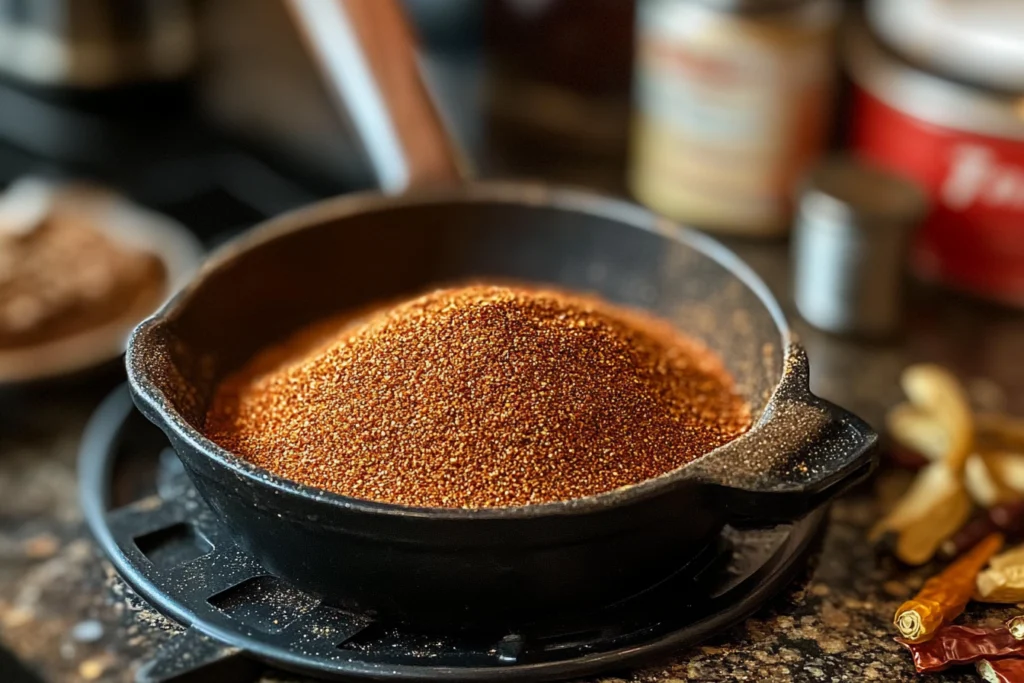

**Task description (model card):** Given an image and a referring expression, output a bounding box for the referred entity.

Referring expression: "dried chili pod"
[978,658,1024,683]
[944,513,1000,560]
[887,402,948,462]
[870,461,970,560]
[977,545,1024,603]
[986,454,1024,502]
[992,546,1024,571]
[944,502,1024,559]
[901,364,974,473]
[977,413,1024,453]
[895,533,1004,642]
[898,625,1024,673]
[979,568,1024,603]
[887,443,930,471]
[1007,616,1024,640]
[895,482,973,566]
[967,453,1022,508]
[970,452,1024,507]
[992,502,1024,536]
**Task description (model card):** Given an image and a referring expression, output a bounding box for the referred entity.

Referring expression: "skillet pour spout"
[684,344,877,528]
[126,184,877,628]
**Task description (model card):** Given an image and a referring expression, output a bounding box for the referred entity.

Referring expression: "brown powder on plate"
[205,285,751,508]
[0,198,165,349]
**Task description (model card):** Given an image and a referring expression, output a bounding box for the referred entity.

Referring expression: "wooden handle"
[286,0,465,192]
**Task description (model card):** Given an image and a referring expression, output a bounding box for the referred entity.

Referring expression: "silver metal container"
[792,157,928,337]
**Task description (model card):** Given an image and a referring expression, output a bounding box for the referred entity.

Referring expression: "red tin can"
[846,21,1024,307]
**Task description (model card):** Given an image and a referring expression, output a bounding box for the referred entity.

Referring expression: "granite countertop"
[2,242,1024,683]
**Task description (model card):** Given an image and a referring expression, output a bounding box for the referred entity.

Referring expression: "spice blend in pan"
[206,285,751,508]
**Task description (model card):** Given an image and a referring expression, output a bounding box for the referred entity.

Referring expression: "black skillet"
[125,0,876,629]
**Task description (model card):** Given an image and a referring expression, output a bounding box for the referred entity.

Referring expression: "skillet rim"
[126,181,800,521]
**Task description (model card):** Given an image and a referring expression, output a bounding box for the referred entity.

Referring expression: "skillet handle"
[285,0,467,191]
[687,345,879,528]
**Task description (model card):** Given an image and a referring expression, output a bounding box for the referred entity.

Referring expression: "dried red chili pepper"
[944,503,1024,559]
[977,546,1024,604]
[887,443,930,470]
[898,625,1024,673]
[978,658,1024,683]
[992,502,1024,536]
[1008,617,1024,640]
[895,533,1004,642]
[945,514,1001,560]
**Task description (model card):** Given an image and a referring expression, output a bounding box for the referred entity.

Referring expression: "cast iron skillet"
[125,0,876,629]
[126,183,876,628]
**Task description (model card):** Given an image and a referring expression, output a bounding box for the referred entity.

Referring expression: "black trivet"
[80,386,827,683]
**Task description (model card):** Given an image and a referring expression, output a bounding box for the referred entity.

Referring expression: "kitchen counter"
[2,242,1023,683]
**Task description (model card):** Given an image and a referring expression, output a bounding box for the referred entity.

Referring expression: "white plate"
[0,183,203,385]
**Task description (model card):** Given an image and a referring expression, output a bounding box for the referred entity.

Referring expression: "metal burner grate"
[79,386,826,683]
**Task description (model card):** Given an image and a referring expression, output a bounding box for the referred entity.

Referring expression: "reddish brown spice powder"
[205,285,751,508]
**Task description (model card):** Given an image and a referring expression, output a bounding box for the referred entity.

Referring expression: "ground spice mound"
[205,285,751,508]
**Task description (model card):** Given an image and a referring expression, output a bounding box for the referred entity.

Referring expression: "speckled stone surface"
[2,242,1024,682]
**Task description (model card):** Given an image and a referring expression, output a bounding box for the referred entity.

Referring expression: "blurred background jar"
[849,0,1024,308]
[0,0,197,89]
[629,0,840,237]
[483,0,636,193]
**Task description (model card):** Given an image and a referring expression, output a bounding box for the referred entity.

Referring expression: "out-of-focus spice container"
[483,0,636,192]
[847,5,1024,307]
[630,0,840,236]
[792,156,927,337]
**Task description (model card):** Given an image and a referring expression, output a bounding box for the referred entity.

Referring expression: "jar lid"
[844,19,1024,140]
[867,0,1024,92]
[799,156,929,230]
[689,0,818,13]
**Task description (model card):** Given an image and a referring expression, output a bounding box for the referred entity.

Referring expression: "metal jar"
[846,18,1024,307]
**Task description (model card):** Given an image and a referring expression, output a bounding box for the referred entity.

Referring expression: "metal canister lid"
[868,0,1024,93]
[843,18,1024,141]
[687,0,815,13]
[792,157,929,337]
[800,157,929,231]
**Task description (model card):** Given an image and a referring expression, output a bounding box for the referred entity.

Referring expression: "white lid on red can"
[843,19,1024,140]
[867,0,1024,93]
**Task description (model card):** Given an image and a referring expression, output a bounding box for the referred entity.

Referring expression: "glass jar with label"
[629,0,840,236]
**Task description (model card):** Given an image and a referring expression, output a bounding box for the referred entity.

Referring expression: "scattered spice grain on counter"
[205,285,751,508]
